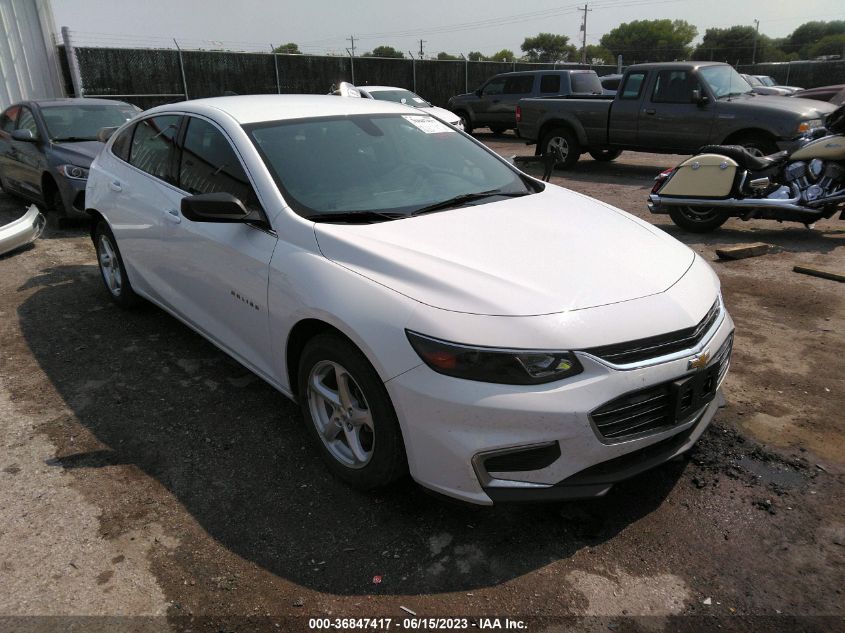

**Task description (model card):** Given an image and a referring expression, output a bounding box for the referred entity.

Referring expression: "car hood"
[314,186,695,316]
[724,94,837,118]
[49,140,103,166]
[423,105,461,124]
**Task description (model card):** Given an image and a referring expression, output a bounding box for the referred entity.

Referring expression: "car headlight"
[797,119,823,133]
[58,164,89,180]
[406,330,583,385]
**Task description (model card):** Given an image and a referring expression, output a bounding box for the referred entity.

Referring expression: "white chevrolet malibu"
[85,95,733,505]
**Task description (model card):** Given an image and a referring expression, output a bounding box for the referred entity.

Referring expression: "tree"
[273,42,301,54]
[467,51,485,61]
[784,20,845,57]
[488,49,515,62]
[584,44,613,65]
[600,19,697,63]
[521,33,577,62]
[364,46,405,58]
[436,51,460,60]
[808,33,845,59]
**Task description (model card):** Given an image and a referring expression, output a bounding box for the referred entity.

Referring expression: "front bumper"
[0,205,46,256]
[57,176,88,218]
[387,308,734,505]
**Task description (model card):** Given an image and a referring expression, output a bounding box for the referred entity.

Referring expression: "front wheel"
[589,148,623,162]
[298,333,407,490]
[733,134,778,157]
[542,126,580,169]
[668,206,729,233]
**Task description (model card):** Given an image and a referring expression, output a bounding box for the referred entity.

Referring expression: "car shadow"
[18,265,688,595]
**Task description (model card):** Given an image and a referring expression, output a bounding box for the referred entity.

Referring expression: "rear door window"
[129,115,181,184]
[504,75,534,95]
[619,72,647,99]
[178,116,261,210]
[540,75,561,93]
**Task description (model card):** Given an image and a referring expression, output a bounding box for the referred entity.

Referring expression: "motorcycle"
[648,102,845,232]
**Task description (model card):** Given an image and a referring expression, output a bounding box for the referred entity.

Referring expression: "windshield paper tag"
[403,115,455,134]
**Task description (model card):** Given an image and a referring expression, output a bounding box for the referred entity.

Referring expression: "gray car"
[0,98,139,220]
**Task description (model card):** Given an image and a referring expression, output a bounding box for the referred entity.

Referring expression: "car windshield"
[758,76,776,87]
[701,66,754,98]
[369,90,431,107]
[247,113,533,219]
[41,104,138,141]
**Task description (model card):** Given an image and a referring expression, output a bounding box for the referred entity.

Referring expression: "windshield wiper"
[305,210,405,224]
[52,136,97,142]
[409,189,530,217]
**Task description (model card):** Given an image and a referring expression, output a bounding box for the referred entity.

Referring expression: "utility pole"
[419,39,426,59]
[579,4,591,64]
[347,35,356,57]
[751,19,760,65]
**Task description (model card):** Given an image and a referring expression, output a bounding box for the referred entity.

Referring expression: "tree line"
[273,19,845,65]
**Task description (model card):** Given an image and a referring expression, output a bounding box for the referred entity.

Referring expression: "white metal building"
[0,0,64,109]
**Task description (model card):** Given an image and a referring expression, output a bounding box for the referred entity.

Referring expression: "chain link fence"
[58,45,621,110]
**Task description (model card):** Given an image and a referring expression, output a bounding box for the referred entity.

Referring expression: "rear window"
[570,72,602,94]
[503,76,534,95]
[129,115,181,184]
[540,75,561,94]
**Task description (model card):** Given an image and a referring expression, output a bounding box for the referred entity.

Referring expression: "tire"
[456,111,473,134]
[732,133,778,157]
[589,148,623,162]
[93,221,140,308]
[489,125,508,135]
[668,206,729,233]
[541,126,581,169]
[46,188,71,229]
[298,333,407,490]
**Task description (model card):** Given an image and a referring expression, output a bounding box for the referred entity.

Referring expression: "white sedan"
[85,95,734,505]
[335,82,462,129]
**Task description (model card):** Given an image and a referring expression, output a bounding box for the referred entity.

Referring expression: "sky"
[50,0,845,57]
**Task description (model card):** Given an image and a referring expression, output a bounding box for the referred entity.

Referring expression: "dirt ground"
[0,133,843,633]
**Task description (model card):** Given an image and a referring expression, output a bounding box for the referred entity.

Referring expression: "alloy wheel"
[307,360,375,468]
[97,234,122,296]
[546,136,569,161]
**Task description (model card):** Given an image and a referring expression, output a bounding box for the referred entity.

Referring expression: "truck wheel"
[456,112,473,134]
[589,149,622,162]
[668,206,728,233]
[542,127,580,169]
[732,133,778,157]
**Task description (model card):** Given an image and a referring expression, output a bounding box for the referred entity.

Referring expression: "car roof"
[360,86,413,92]
[147,94,420,124]
[627,61,726,71]
[29,98,133,108]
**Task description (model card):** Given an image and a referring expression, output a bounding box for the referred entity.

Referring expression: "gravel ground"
[0,134,843,633]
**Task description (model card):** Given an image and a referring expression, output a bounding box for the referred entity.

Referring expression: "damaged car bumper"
[0,205,46,256]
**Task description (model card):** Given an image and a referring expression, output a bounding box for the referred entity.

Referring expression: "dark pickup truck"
[517,61,837,167]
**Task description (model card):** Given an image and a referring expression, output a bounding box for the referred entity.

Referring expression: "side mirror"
[181,192,253,223]
[692,89,709,105]
[475,88,483,97]
[11,129,37,142]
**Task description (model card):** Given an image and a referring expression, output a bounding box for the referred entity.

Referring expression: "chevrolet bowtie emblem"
[688,351,711,370]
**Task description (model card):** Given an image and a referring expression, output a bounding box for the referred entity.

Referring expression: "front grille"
[584,299,721,365]
[591,334,732,441]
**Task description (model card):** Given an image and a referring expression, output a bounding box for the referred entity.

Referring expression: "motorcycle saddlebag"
[659,153,739,198]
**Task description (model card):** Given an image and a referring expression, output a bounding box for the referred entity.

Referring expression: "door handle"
[644,108,656,115]
[163,208,181,224]
[109,180,122,192]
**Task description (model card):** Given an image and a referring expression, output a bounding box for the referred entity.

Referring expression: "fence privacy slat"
[58,46,623,109]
